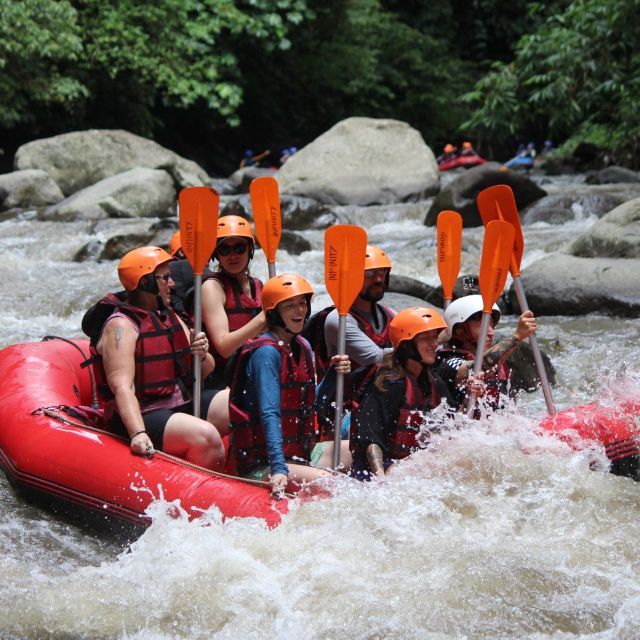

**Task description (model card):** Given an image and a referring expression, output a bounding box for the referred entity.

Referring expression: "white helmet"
[444,294,501,333]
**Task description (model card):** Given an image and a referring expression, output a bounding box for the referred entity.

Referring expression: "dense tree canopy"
[0,0,637,172]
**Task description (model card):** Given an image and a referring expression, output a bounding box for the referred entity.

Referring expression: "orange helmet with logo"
[118,246,173,291]
[216,215,254,241]
[262,274,314,311]
[168,230,182,257]
[364,245,392,271]
[389,307,447,349]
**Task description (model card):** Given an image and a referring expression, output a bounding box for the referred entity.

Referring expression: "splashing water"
[1,180,639,638]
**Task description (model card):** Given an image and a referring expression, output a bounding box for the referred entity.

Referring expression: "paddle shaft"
[466,312,492,414]
[512,276,556,415]
[332,315,347,470]
[192,273,203,419]
[267,262,276,279]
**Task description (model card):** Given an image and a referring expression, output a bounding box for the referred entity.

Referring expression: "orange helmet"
[444,143,455,153]
[462,141,473,149]
[216,215,254,242]
[389,307,447,349]
[364,245,392,271]
[261,274,314,311]
[118,246,173,291]
[168,230,182,257]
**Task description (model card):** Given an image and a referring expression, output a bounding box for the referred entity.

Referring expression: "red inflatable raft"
[539,398,640,479]
[0,338,288,535]
[438,155,487,172]
[1,338,638,536]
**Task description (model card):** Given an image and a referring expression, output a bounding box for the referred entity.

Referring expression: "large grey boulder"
[568,197,640,258]
[0,169,64,211]
[521,191,628,225]
[424,162,546,226]
[276,117,439,205]
[509,253,640,316]
[506,340,556,392]
[73,218,174,262]
[388,274,440,306]
[228,166,276,193]
[220,192,338,230]
[14,129,209,196]
[43,168,176,221]
[585,166,640,185]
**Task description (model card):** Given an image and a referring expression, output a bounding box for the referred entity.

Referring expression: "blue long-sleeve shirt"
[242,332,338,476]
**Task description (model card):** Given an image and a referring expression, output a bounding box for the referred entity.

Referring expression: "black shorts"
[111,389,221,450]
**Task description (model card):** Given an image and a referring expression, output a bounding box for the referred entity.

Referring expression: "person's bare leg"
[316,441,352,472]
[207,388,230,437]
[162,413,225,469]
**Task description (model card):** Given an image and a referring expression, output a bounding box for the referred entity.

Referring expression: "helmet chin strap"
[267,310,302,336]
[460,323,478,349]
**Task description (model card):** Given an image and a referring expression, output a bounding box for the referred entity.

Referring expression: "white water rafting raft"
[0,337,638,534]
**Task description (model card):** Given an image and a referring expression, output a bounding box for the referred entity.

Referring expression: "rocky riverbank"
[1,118,639,317]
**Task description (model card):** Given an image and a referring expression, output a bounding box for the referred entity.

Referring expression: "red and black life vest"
[388,371,441,460]
[228,335,316,475]
[82,293,193,416]
[437,346,511,405]
[203,271,263,367]
[350,305,394,349]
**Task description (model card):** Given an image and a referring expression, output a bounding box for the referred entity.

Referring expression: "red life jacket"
[437,346,511,406]
[203,271,263,367]
[228,335,316,475]
[82,293,193,417]
[349,304,394,349]
[388,371,441,460]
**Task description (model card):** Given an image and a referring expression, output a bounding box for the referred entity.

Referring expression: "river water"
[1,175,639,639]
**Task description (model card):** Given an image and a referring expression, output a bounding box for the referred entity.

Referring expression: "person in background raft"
[227,274,351,497]
[167,230,213,324]
[437,143,458,165]
[81,246,227,469]
[239,149,271,168]
[459,141,480,157]
[201,215,267,390]
[349,307,459,479]
[434,294,537,414]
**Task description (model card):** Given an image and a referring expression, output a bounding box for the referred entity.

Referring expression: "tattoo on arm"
[482,335,520,368]
[114,327,124,350]
[367,444,385,475]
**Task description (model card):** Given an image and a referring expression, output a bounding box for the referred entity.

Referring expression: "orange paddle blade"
[250,176,281,263]
[477,184,524,276]
[436,210,463,301]
[478,220,515,313]
[179,187,219,275]
[325,225,368,315]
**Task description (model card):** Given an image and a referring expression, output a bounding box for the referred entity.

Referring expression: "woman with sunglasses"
[201,215,268,390]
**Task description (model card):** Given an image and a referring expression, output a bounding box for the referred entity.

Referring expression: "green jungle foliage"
[0,0,637,171]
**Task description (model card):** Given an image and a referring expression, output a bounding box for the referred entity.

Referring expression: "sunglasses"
[154,273,172,282]
[364,268,388,278]
[217,242,249,257]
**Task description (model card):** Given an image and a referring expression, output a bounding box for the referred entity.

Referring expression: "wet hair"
[374,342,414,392]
